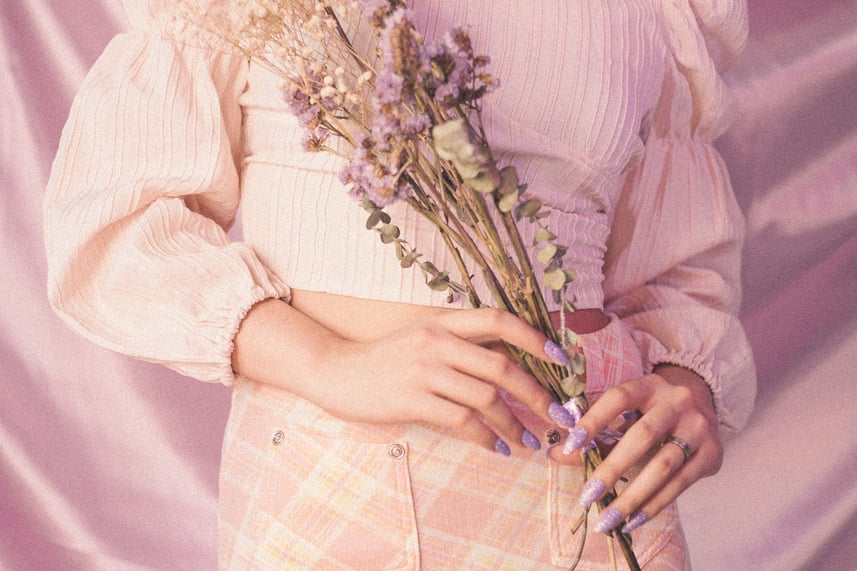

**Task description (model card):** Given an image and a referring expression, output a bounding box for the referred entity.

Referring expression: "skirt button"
[388,443,406,459]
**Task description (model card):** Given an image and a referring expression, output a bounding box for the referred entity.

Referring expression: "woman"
[44,0,755,568]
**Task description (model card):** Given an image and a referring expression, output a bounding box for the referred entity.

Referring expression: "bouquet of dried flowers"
[173,1,639,568]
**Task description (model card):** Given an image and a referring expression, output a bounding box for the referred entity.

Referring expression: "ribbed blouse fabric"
[44,0,755,436]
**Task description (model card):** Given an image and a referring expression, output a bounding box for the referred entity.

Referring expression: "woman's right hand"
[233,299,568,455]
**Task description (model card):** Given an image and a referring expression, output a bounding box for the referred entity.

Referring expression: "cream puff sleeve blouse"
[44,0,756,436]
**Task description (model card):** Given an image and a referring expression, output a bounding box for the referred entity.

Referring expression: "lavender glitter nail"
[563,426,589,455]
[595,507,622,533]
[521,429,541,451]
[621,511,650,534]
[563,399,585,425]
[494,438,511,457]
[548,402,575,428]
[578,478,605,507]
[544,340,571,366]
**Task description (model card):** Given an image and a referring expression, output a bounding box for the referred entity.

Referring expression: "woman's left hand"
[548,364,723,533]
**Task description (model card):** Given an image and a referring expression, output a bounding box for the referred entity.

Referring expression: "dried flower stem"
[173,2,640,568]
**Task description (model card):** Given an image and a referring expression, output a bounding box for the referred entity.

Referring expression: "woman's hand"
[549,364,723,533]
[233,299,567,455]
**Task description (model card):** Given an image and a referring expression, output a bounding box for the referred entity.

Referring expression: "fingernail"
[578,477,605,507]
[621,511,649,533]
[548,402,575,428]
[564,399,585,425]
[562,426,588,455]
[544,340,570,366]
[521,429,541,451]
[494,437,511,456]
[595,507,622,533]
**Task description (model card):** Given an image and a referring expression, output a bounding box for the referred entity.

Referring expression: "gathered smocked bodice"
[239,1,672,310]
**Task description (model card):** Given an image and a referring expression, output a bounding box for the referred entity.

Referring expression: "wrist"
[232,297,342,392]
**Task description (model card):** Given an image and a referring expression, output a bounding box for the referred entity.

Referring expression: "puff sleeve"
[602,0,756,437]
[43,20,289,385]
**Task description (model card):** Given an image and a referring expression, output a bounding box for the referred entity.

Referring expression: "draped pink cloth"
[2,0,856,569]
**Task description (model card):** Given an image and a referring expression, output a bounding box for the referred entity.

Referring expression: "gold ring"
[663,435,693,462]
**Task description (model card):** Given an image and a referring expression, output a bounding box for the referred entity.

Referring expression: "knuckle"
[670,385,696,409]
[475,384,501,409]
[448,408,476,429]
[688,410,718,437]
[603,384,634,410]
[480,307,506,329]
[485,352,515,379]
[632,421,659,443]
[410,325,438,349]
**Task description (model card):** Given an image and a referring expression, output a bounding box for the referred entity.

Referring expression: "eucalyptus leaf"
[537,243,558,265]
[366,210,381,229]
[560,375,582,398]
[455,202,478,226]
[514,198,542,220]
[379,223,400,244]
[428,272,450,291]
[400,252,419,268]
[543,268,568,290]
[467,169,501,193]
[421,261,439,276]
[533,228,556,244]
[571,352,586,375]
[497,166,519,195]
[497,188,520,212]
[564,329,579,346]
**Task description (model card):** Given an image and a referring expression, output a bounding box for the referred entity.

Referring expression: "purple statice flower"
[356,0,400,19]
[434,83,460,106]
[378,7,421,81]
[370,112,401,151]
[374,67,405,106]
[300,127,329,153]
[339,135,411,207]
[401,113,431,136]
[422,25,498,108]
[283,79,322,130]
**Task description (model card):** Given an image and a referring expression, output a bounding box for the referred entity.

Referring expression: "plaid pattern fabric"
[218,317,690,570]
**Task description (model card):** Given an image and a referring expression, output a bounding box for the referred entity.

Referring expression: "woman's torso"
[237,1,669,339]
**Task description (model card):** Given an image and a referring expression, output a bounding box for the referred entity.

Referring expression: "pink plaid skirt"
[218,317,690,570]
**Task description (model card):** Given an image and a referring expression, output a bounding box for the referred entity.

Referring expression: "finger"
[440,307,569,368]
[417,393,512,455]
[596,438,720,534]
[430,365,542,452]
[578,402,681,482]
[441,335,557,431]
[557,380,654,459]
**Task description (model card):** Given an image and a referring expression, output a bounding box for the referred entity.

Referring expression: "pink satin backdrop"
[2,0,856,569]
